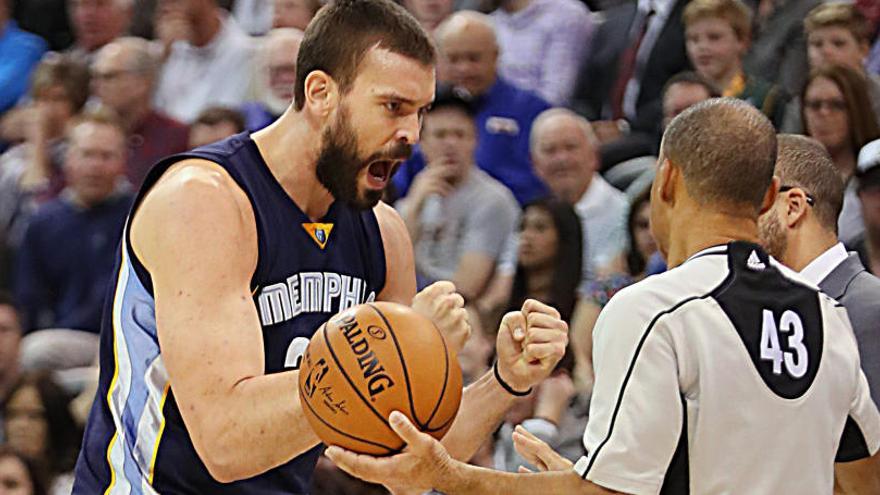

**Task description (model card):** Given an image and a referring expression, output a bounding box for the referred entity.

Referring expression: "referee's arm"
[834,362,880,494]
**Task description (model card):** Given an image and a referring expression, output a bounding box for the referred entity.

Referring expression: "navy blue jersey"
[73,133,387,494]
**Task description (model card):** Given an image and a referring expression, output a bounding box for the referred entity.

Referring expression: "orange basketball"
[298,301,463,455]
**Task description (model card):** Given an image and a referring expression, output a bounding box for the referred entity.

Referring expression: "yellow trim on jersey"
[147,382,171,485]
[103,243,126,495]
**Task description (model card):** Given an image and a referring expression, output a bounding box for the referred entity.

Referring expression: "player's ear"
[303,70,339,117]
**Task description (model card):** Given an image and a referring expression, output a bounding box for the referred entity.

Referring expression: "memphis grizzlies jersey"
[574,242,880,494]
[73,133,387,494]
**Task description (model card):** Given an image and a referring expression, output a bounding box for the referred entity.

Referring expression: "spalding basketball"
[298,301,463,455]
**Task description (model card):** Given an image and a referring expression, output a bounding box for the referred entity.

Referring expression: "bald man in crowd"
[393,11,551,205]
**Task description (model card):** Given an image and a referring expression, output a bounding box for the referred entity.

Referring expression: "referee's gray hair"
[662,97,777,212]
[529,108,599,152]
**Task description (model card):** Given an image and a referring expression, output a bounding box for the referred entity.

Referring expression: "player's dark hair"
[773,134,845,235]
[293,0,436,111]
[662,98,777,212]
[509,198,582,324]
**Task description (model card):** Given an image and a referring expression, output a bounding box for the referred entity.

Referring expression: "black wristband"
[493,361,532,397]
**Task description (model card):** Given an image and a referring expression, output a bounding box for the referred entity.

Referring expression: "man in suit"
[758,133,880,494]
[570,0,690,140]
[758,134,880,407]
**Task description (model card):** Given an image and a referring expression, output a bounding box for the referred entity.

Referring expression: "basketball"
[298,301,463,455]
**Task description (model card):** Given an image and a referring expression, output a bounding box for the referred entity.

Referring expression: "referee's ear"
[656,158,677,205]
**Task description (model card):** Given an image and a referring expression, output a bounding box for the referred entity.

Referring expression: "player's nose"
[395,113,421,145]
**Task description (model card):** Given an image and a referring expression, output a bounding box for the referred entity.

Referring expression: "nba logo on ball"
[298,302,463,455]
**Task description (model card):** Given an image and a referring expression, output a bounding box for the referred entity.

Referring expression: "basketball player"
[326,98,880,494]
[72,1,568,493]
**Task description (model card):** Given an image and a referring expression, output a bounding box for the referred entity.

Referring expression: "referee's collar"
[683,244,729,264]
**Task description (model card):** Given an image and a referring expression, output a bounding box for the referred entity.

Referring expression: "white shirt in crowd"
[154,12,257,123]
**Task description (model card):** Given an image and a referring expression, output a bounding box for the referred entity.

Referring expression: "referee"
[326,98,880,494]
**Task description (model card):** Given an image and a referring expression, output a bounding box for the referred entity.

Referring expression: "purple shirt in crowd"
[491,0,594,106]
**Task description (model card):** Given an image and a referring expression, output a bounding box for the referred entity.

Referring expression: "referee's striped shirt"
[573,241,880,494]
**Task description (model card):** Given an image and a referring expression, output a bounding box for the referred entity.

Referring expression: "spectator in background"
[744,0,818,97]
[2,373,80,495]
[507,198,582,324]
[570,0,690,143]
[569,187,657,395]
[272,0,320,30]
[849,139,880,275]
[66,0,132,65]
[402,0,453,36]
[153,0,257,123]
[394,11,551,205]
[490,0,593,106]
[14,112,132,372]
[0,292,23,440]
[479,108,629,318]
[232,0,273,36]
[0,55,90,291]
[242,28,303,132]
[12,0,72,51]
[0,0,48,117]
[802,64,880,243]
[0,446,48,495]
[91,37,189,187]
[661,71,719,130]
[804,3,880,120]
[188,106,245,148]
[683,0,788,127]
[396,88,519,301]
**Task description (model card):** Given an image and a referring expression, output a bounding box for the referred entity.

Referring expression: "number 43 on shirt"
[760,309,808,379]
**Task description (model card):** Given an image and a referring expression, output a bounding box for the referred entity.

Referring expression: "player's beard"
[757,212,787,261]
[315,104,412,210]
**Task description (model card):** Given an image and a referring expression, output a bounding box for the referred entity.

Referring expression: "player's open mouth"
[366,160,395,189]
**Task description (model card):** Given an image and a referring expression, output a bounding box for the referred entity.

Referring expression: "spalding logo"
[339,314,395,400]
[367,325,387,340]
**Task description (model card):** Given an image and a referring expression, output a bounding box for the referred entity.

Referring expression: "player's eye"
[385,101,401,113]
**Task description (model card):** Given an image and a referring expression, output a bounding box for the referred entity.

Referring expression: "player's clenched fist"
[411,281,471,354]
[495,299,568,393]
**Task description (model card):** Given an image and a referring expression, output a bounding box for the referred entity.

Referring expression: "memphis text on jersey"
[256,272,376,326]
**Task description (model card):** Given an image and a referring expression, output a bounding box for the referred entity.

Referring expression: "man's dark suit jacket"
[820,254,880,408]
[570,0,690,134]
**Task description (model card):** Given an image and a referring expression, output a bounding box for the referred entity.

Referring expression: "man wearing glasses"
[758,133,880,493]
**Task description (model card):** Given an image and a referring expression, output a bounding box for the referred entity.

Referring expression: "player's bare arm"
[131,159,319,482]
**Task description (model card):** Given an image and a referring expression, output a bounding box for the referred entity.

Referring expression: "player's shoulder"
[148,159,247,207]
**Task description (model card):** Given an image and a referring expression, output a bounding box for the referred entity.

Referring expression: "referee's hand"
[495,299,569,394]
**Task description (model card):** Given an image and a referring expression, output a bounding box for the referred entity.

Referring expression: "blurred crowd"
[1,0,880,493]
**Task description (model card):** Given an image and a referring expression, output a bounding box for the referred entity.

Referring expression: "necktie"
[610,7,654,120]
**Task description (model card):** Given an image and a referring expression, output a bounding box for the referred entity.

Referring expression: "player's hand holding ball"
[495,299,569,394]
[411,281,471,355]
